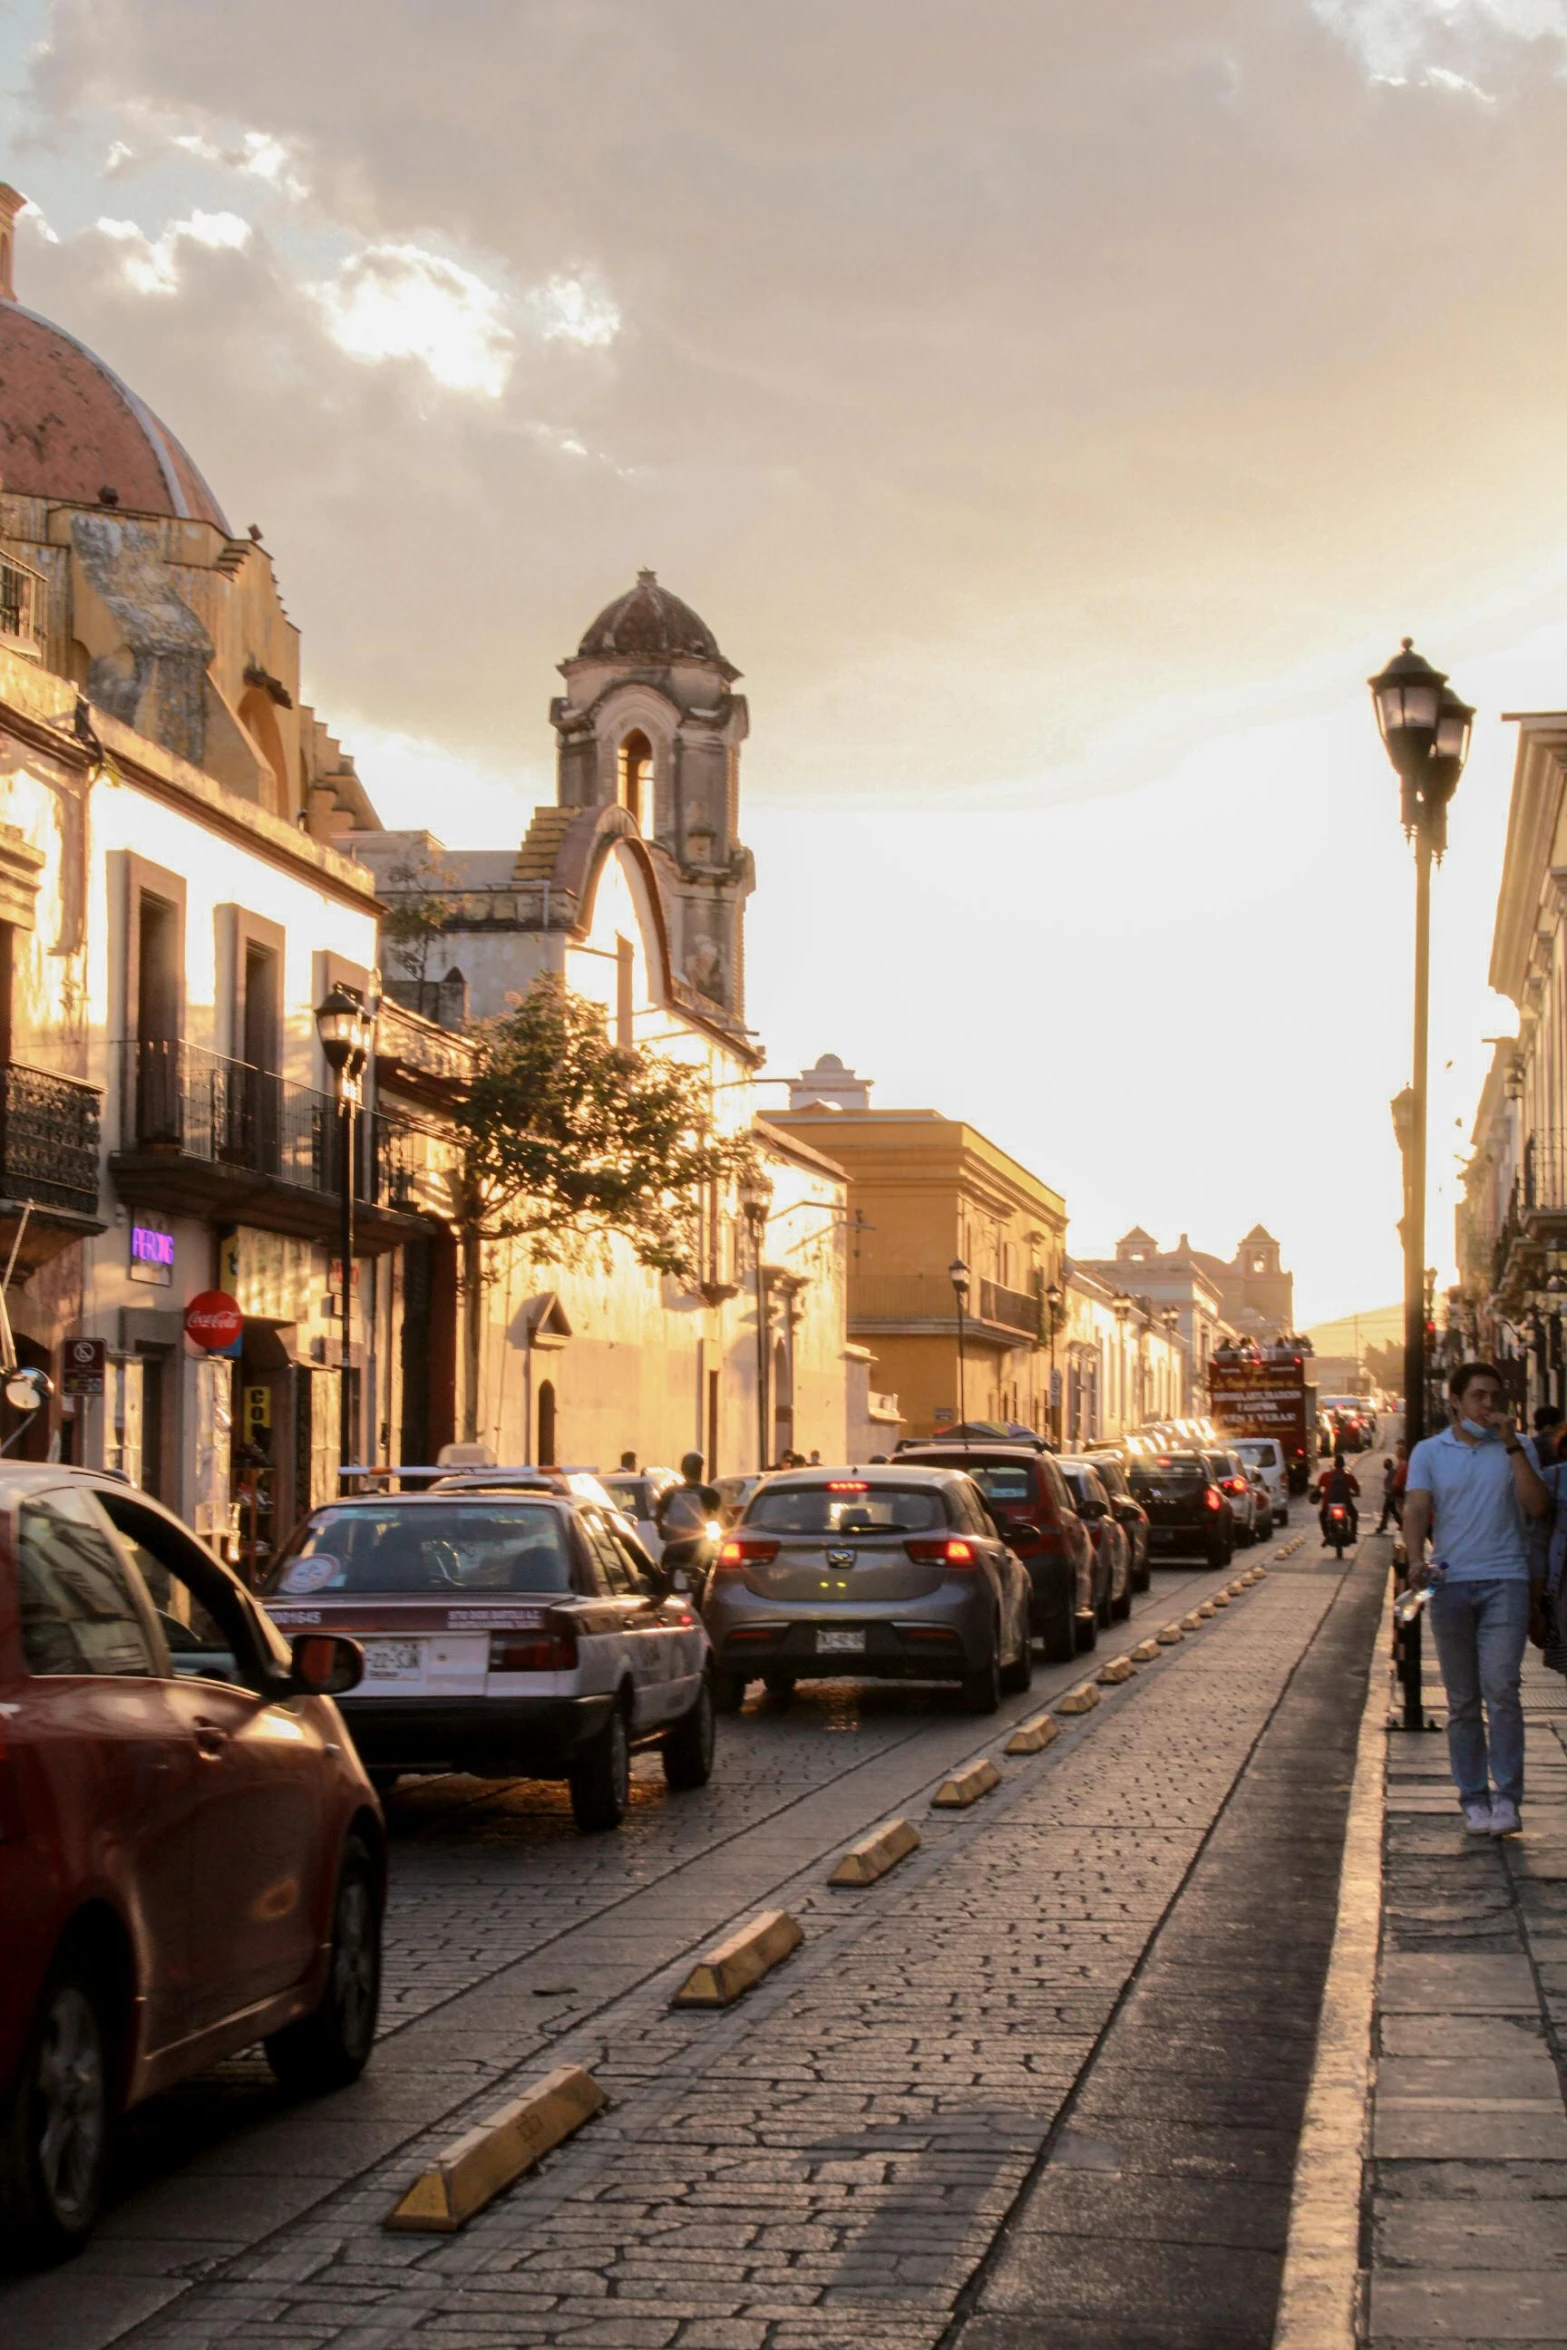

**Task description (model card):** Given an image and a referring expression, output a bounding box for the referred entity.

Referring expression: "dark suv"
[1126,1449,1233,1567]
[896,1443,1095,1659]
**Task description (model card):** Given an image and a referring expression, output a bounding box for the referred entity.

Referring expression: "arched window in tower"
[617,731,653,830]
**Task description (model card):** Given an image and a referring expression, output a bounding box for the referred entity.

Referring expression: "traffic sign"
[184,1291,244,1357]
[62,1337,105,1397]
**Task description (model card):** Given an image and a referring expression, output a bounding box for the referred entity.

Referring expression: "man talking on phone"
[1404,1362,1551,1837]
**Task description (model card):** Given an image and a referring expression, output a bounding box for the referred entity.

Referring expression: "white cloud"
[312,240,514,397]
[95,207,251,295]
[525,273,621,349]
[103,138,135,174]
[1312,0,1567,79]
[172,123,309,200]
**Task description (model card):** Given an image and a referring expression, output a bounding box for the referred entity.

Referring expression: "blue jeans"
[1428,1578,1532,1807]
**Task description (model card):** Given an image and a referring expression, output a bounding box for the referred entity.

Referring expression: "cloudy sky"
[6,0,1567,1326]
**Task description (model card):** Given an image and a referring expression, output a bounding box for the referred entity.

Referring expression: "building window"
[617,732,653,830]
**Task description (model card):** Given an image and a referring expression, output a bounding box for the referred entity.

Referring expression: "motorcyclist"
[655,1451,722,1601]
[1317,1450,1360,1544]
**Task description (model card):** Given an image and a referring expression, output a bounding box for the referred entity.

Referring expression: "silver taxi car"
[264,1489,713,1832]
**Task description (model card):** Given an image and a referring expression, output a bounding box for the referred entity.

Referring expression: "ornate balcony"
[0,1062,101,1215]
[110,1039,425,1252]
[0,554,45,660]
[849,1271,1043,1348]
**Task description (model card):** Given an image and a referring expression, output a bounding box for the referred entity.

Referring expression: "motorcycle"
[1321,1500,1353,1558]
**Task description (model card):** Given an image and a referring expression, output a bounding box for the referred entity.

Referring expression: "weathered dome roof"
[0,299,230,530]
[577,569,727,666]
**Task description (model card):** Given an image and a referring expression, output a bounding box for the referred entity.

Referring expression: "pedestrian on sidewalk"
[1377,1442,1407,1532]
[1404,1361,1551,1838]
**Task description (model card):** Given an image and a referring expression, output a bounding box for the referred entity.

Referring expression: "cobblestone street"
[1,1536,1384,2350]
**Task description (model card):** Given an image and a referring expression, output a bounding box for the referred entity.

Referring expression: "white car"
[1232,1437,1289,1528]
[602,1466,680,1559]
[264,1488,714,1832]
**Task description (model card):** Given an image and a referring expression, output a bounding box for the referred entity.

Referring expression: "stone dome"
[0,298,230,530]
[576,570,732,670]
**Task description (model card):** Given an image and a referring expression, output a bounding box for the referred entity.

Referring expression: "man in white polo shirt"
[1405,1361,1550,1838]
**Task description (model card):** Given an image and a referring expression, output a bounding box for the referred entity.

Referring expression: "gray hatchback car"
[703,1465,1034,1716]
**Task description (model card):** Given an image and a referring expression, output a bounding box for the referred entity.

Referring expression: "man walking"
[1404,1362,1550,1837]
[1377,1442,1408,1533]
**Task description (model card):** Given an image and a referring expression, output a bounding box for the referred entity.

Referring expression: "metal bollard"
[1392,1585,1436,1732]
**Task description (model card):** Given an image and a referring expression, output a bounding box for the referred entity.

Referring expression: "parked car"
[1080,1451,1151,1592]
[707,1466,1034,1714]
[0,1467,383,2264]
[264,1488,714,1832]
[601,1466,680,1558]
[713,1473,769,1530]
[1203,1448,1263,1546]
[896,1441,1096,1659]
[1125,1449,1235,1566]
[1232,1437,1289,1528]
[1058,1458,1133,1623]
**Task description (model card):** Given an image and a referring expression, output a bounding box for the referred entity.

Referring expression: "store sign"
[221,1228,315,1322]
[244,1383,271,1436]
[185,1290,244,1357]
[129,1213,174,1287]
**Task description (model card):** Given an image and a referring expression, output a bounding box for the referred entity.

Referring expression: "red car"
[0,1467,383,2263]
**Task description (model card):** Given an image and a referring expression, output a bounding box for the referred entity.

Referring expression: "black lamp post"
[949,1258,970,1439]
[1369,640,1472,1447]
[740,1173,773,1470]
[1046,1280,1064,1444]
[315,983,374,1475]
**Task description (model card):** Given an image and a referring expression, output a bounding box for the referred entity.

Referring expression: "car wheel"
[1000,1624,1033,1694]
[961,1638,1002,1715]
[568,1703,632,1833]
[265,1835,382,2094]
[0,1957,110,2264]
[761,1671,796,1703]
[1041,1600,1076,1664]
[1112,1578,1133,1622]
[1096,1583,1113,1630]
[1076,1609,1099,1653]
[712,1670,749,1715]
[662,1677,716,1791]
[367,1767,402,1797]
[1133,1555,1151,1594]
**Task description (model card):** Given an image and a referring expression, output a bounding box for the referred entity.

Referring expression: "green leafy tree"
[450,975,758,1436]
[381,852,459,996]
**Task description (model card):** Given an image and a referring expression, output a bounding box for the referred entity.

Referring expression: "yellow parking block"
[672,1909,804,2007]
[1130,1638,1161,1662]
[1097,1655,1137,1684]
[384,2064,606,2233]
[932,1757,1002,1808]
[1181,1611,1206,1630]
[830,1817,921,1885]
[1005,1710,1063,1755]
[1212,1592,1232,1608]
[1197,1600,1217,1617]
[1056,1680,1101,1715]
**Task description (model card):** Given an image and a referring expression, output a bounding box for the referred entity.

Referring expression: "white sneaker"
[1462,1799,1494,1834]
[1490,1797,1522,1837]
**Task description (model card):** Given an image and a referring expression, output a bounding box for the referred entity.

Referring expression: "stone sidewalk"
[1364,1602,1567,2345]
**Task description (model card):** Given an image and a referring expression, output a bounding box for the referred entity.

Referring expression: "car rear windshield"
[963,1465,1035,1508]
[1129,1457,1205,1485]
[746,1483,948,1534]
[603,1476,653,1515]
[1234,1443,1277,1465]
[266,1504,576,1596]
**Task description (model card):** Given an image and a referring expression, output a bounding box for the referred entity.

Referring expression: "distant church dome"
[0,264,230,529]
[577,569,730,669]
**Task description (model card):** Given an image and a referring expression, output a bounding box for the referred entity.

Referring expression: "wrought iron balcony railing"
[115,1039,417,1210]
[0,554,45,659]
[980,1277,1044,1339]
[849,1271,1043,1340]
[0,1061,101,1215]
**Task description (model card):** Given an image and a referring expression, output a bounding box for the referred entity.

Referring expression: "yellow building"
[773,1058,1067,1441]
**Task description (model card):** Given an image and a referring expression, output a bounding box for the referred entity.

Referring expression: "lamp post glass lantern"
[949,1258,970,1439]
[315,984,374,1474]
[1368,640,1471,1448]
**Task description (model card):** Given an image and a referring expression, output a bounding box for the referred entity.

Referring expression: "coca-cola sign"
[184,1290,244,1356]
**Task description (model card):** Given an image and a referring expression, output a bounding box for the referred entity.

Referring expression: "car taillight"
[1223,1476,1247,1495]
[1204,1488,1223,1512]
[716,1537,779,1570]
[905,1536,978,1568]
[488,1630,578,1672]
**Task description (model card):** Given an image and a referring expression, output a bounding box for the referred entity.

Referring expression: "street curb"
[382,2064,607,2233]
[1005,1709,1063,1755]
[829,1817,921,1884]
[1056,1679,1101,1715]
[1097,1655,1137,1684]
[932,1756,1002,1808]
[1270,1562,1390,2349]
[671,1908,804,2007]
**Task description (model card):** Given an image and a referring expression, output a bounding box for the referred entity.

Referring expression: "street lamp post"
[1112,1292,1131,1436]
[740,1173,774,1470]
[315,984,374,1475]
[1370,640,1472,1448]
[949,1259,970,1440]
[1046,1280,1064,1445]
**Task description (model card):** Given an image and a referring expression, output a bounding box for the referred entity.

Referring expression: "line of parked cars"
[1,1427,1270,2265]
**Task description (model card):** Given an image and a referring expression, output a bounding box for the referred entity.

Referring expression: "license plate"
[816,1627,866,1654]
[363,1638,424,1684]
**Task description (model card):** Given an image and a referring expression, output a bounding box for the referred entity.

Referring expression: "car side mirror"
[1002,1521,1039,1546]
[291,1632,363,1696]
